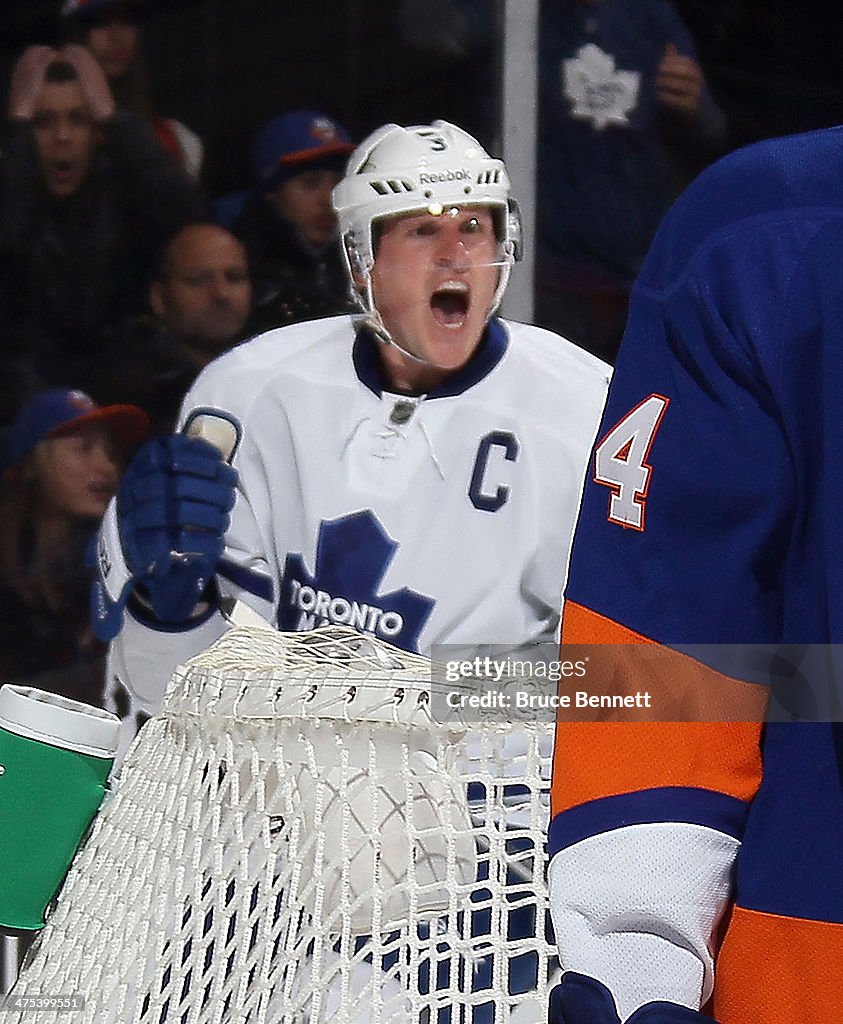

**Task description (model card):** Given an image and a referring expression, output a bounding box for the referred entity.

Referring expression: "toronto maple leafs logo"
[278,511,434,652]
[563,43,639,130]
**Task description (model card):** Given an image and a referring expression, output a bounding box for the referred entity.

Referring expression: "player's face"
[151,225,252,354]
[85,16,141,80]
[35,425,121,520]
[269,168,342,249]
[32,81,97,199]
[370,207,499,390]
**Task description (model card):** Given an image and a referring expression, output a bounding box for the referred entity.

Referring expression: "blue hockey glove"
[91,434,237,639]
[550,974,715,1024]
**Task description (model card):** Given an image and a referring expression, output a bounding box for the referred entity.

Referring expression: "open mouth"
[50,160,75,183]
[430,281,470,328]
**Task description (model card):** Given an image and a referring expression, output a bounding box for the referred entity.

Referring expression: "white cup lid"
[0,685,120,759]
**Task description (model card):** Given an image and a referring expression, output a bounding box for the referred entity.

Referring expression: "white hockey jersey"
[109,315,609,742]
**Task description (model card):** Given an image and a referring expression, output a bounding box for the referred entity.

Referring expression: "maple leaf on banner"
[563,43,640,131]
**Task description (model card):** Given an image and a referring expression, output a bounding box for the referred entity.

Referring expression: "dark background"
[2,0,842,199]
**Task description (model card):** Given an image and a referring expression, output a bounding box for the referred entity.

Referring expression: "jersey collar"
[352,318,509,399]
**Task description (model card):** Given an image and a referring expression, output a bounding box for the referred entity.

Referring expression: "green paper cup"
[0,684,120,931]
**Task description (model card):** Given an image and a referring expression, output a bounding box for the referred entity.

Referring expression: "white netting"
[5,627,557,1023]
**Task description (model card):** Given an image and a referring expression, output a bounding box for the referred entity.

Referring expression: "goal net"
[5,626,557,1023]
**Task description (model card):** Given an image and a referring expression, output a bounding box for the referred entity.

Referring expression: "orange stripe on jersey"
[561,600,633,645]
[713,905,843,1024]
[551,602,766,815]
[560,603,768,721]
[550,720,762,814]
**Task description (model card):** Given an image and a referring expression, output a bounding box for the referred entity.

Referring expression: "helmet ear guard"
[342,232,368,279]
[341,233,371,311]
[504,198,523,263]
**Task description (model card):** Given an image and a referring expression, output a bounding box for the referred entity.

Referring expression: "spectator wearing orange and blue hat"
[0,389,148,707]
[232,110,357,333]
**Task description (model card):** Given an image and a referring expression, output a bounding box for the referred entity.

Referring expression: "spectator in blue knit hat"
[0,389,148,707]
[232,110,357,332]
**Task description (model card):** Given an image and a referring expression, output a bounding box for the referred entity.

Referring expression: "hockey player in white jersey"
[85,118,608,1022]
[92,118,609,738]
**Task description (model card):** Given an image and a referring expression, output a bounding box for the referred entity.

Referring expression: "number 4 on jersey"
[593,394,669,530]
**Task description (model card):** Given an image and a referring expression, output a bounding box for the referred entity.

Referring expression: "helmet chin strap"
[358,276,430,366]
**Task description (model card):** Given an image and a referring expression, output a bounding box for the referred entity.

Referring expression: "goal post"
[5,626,558,1023]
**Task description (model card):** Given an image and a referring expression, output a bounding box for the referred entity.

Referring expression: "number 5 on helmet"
[90,432,238,641]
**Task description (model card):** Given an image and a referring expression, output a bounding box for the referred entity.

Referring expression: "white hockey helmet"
[332,120,521,333]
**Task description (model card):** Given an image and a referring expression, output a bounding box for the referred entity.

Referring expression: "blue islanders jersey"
[109,315,608,754]
[549,126,843,1023]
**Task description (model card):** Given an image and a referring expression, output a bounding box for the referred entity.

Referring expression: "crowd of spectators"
[0,40,205,414]
[0,0,363,707]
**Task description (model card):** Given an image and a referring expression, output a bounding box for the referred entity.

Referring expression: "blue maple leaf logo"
[278,511,435,652]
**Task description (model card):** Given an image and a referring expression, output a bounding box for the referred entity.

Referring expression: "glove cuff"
[629,1002,715,1023]
[90,498,135,641]
[550,974,713,1024]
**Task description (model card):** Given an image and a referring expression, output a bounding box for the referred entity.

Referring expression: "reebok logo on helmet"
[418,169,470,184]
